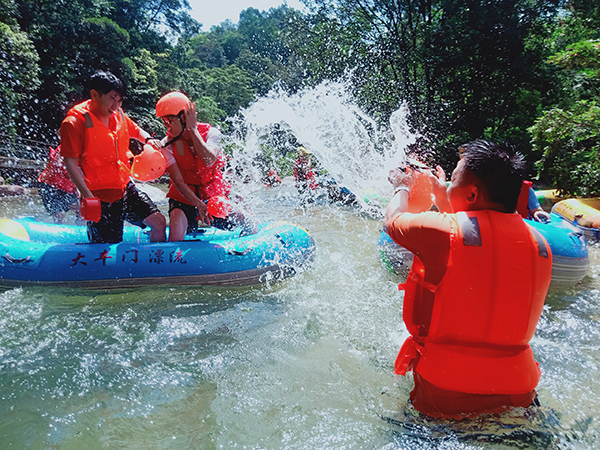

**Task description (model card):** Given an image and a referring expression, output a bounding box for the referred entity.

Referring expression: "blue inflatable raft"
[0,218,315,289]
[378,213,589,287]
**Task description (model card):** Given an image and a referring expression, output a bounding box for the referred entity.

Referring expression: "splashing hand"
[430,166,447,195]
[430,165,452,213]
[388,166,415,190]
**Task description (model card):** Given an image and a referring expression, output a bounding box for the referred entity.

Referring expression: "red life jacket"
[167,123,231,204]
[395,210,552,395]
[294,158,318,190]
[37,146,77,194]
[66,100,132,191]
[516,180,533,219]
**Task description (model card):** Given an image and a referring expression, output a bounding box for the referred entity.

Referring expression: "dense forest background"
[2,0,600,195]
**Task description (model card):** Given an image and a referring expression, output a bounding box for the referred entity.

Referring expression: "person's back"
[384,140,552,419]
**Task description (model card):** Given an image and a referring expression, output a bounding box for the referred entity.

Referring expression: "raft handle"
[275,233,289,247]
[3,253,31,264]
[228,248,252,256]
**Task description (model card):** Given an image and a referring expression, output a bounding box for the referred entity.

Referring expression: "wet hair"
[88,71,125,96]
[458,139,525,211]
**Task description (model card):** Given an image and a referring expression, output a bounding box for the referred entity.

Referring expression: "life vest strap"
[529,227,550,258]
[456,211,482,246]
[395,336,422,376]
[398,275,437,293]
[83,112,94,129]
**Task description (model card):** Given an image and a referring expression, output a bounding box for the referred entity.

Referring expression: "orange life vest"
[395,210,552,395]
[167,123,231,204]
[37,146,77,194]
[66,100,132,191]
[516,180,533,219]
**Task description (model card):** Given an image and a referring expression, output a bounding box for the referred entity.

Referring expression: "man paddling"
[384,140,552,419]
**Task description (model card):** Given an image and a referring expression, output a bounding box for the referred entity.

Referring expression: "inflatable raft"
[552,198,600,240]
[379,213,589,287]
[0,218,315,289]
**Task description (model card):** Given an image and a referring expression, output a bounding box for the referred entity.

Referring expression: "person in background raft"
[155,91,256,241]
[293,146,318,193]
[61,71,166,243]
[264,168,281,187]
[517,180,551,222]
[37,145,81,223]
[383,140,552,420]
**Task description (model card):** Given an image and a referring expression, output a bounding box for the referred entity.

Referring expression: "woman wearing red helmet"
[156,92,255,240]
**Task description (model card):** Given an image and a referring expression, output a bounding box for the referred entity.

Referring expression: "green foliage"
[0,0,18,25]
[531,2,600,193]
[187,34,226,68]
[235,49,280,95]
[530,100,600,196]
[549,40,600,72]
[2,0,599,198]
[0,21,40,137]
[304,0,561,168]
[204,65,255,118]
[79,17,130,72]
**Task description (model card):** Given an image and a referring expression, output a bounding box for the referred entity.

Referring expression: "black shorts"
[88,182,159,244]
[169,199,241,235]
[38,183,78,214]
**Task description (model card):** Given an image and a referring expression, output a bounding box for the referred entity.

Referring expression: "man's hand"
[146,138,162,150]
[429,165,452,213]
[430,165,447,196]
[195,200,211,226]
[388,166,415,190]
[183,101,198,132]
[532,208,551,223]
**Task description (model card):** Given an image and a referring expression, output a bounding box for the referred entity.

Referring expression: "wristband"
[145,136,151,143]
[394,186,411,196]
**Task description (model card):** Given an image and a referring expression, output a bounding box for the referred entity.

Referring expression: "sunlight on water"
[1,83,600,449]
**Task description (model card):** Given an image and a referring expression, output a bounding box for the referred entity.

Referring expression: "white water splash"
[226,81,418,204]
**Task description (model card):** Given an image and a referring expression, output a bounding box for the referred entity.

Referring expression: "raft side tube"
[0,219,316,289]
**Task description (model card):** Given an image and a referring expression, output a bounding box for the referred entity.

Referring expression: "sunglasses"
[161,111,184,126]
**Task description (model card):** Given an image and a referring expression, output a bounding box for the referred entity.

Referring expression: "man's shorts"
[88,182,159,244]
[168,199,251,235]
[38,183,78,214]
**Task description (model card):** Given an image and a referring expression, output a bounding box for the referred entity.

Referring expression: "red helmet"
[155,91,190,117]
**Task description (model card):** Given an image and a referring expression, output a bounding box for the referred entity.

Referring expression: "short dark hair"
[89,71,125,96]
[459,140,525,211]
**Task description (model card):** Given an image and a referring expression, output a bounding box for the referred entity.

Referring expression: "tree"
[530,100,600,196]
[204,65,256,118]
[12,0,197,141]
[531,36,600,195]
[0,22,40,138]
[305,0,561,170]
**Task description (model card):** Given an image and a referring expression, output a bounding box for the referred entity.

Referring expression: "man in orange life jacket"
[383,140,552,419]
[61,71,166,243]
[156,91,256,241]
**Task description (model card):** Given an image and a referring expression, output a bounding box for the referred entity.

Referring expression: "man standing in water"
[61,71,166,243]
[383,140,552,419]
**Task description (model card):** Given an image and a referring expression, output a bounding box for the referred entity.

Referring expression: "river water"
[0,181,599,450]
[2,84,600,449]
